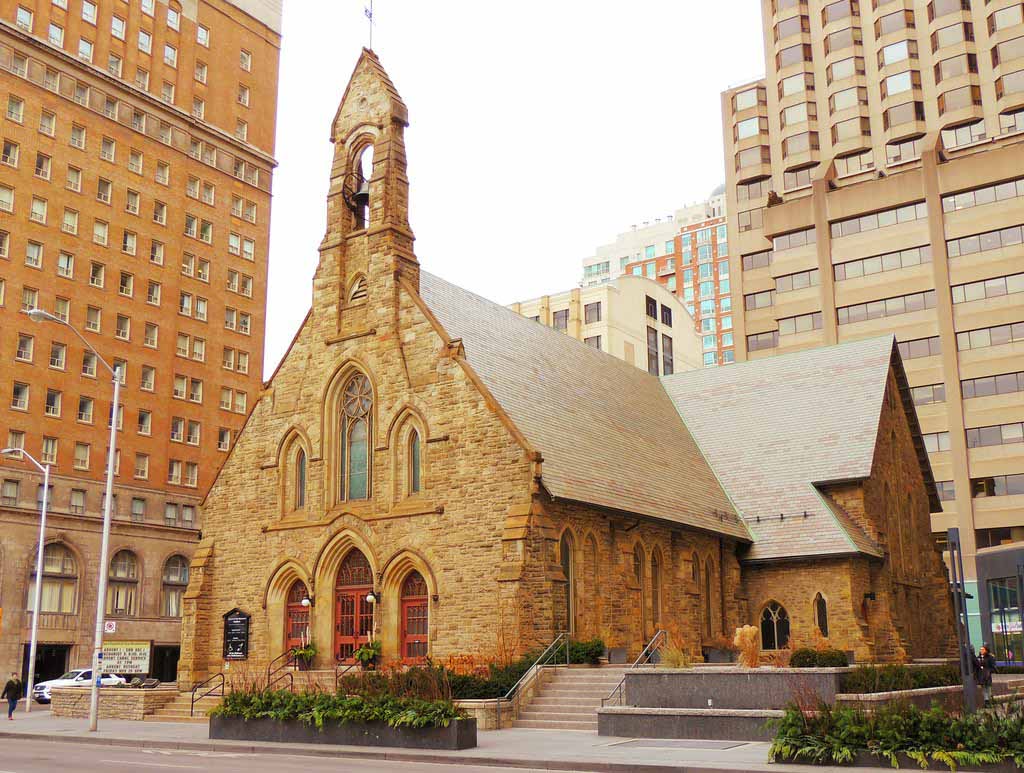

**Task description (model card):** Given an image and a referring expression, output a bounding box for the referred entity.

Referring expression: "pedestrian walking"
[975,644,998,706]
[2,672,22,720]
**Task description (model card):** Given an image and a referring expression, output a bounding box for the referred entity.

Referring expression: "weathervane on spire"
[365,1,374,50]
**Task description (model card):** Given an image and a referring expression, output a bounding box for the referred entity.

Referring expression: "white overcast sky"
[264,1,765,373]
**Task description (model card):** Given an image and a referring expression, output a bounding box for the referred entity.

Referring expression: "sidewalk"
[0,706,903,773]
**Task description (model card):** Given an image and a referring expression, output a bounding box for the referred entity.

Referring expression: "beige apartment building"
[721,0,1024,651]
[509,275,702,375]
[0,0,280,685]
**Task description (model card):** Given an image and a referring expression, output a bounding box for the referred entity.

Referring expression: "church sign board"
[223,608,251,660]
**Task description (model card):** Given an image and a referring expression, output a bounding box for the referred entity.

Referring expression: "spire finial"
[364,1,374,50]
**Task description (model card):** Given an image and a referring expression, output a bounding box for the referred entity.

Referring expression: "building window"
[647,326,659,376]
[408,430,421,495]
[662,335,674,376]
[814,593,829,638]
[162,556,189,617]
[295,448,307,509]
[584,302,601,324]
[760,601,790,650]
[552,309,569,331]
[339,374,372,501]
[106,551,138,616]
[28,544,77,613]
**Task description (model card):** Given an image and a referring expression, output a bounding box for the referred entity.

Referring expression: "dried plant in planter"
[734,625,761,668]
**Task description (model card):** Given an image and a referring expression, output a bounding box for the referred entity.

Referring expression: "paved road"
[0,738,573,773]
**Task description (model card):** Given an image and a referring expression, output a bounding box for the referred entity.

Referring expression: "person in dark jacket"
[2,673,22,719]
[975,644,998,705]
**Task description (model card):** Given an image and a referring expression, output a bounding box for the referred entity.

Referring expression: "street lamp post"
[0,447,50,713]
[24,308,120,732]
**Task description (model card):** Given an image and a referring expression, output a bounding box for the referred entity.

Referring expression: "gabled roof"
[661,336,926,562]
[419,272,751,541]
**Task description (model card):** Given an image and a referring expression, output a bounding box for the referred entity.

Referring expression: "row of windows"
[20,541,191,618]
[956,321,1024,351]
[833,245,932,280]
[2,429,207,485]
[966,421,1024,449]
[947,222,1024,257]
[951,272,1024,304]
[2,42,264,183]
[837,290,936,324]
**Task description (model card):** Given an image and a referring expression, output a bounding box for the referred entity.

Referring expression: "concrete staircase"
[145,692,222,723]
[513,666,627,731]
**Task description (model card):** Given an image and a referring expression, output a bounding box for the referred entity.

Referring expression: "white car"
[33,669,126,703]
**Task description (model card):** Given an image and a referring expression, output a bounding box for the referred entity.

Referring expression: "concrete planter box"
[51,686,177,720]
[454,699,513,730]
[835,684,982,713]
[624,667,848,710]
[599,706,781,741]
[209,715,477,750]
[777,751,1019,772]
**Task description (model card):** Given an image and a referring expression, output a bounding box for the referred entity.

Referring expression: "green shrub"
[789,648,850,668]
[769,700,1024,770]
[815,649,850,667]
[789,648,819,668]
[839,664,961,694]
[210,688,464,729]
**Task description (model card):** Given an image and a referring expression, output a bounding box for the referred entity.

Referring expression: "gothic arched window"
[814,592,829,638]
[560,531,575,633]
[339,374,372,501]
[408,429,421,495]
[760,601,790,650]
[295,448,307,509]
[651,550,663,625]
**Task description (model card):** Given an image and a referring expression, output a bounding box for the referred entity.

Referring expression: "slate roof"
[661,336,908,562]
[419,271,751,541]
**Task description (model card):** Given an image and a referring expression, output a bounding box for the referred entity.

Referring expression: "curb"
[0,730,762,773]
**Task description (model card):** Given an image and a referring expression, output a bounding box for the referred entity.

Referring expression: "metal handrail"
[602,629,668,708]
[335,661,358,691]
[265,648,297,693]
[495,631,570,729]
[190,672,224,717]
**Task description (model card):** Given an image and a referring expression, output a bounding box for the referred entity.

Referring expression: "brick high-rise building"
[0,0,280,684]
[721,0,1024,650]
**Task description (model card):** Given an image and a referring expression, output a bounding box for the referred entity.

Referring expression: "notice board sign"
[223,608,251,660]
[102,641,151,674]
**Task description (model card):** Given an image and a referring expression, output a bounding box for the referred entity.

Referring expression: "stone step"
[512,718,597,731]
[520,709,597,721]
[539,688,613,697]
[529,697,603,707]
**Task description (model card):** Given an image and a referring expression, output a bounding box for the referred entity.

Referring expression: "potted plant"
[354,640,382,670]
[290,642,317,671]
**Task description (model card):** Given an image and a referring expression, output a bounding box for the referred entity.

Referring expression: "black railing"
[335,660,358,691]
[190,672,224,717]
[602,629,667,708]
[496,632,570,729]
[266,649,297,693]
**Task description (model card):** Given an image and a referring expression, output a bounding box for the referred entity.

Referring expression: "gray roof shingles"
[661,336,897,561]
[419,272,902,561]
[419,272,750,541]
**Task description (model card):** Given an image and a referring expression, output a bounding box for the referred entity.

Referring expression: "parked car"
[33,669,126,703]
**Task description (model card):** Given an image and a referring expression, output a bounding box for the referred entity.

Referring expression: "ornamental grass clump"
[769,700,1024,770]
[734,625,760,668]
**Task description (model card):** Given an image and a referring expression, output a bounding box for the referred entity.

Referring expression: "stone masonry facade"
[177,51,954,688]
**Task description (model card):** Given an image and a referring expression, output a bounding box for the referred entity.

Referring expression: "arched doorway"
[335,550,373,662]
[285,580,310,651]
[559,531,574,634]
[400,571,428,662]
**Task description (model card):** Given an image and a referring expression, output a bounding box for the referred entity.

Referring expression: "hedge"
[789,648,849,668]
[839,664,962,694]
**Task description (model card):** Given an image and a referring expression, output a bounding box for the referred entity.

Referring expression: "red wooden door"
[400,571,428,662]
[334,550,374,662]
[285,581,310,651]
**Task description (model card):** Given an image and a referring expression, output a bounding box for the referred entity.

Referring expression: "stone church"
[177,51,953,686]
